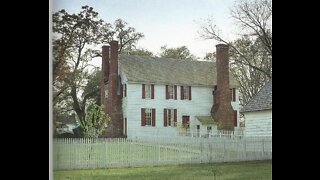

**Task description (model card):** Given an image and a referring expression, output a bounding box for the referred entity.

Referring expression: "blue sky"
[52,0,237,59]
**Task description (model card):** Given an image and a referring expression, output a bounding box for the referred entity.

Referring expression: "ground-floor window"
[164,109,177,127]
[141,108,156,126]
[207,126,212,134]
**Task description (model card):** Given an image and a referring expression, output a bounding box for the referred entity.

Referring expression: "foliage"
[199,0,272,105]
[80,104,110,138]
[204,52,216,62]
[113,19,144,53]
[159,45,198,60]
[124,48,154,56]
[52,6,144,127]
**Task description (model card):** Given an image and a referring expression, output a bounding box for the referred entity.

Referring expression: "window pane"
[169,86,174,99]
[184,86,189,100]
[145,85,151,99]
[167,109,174,126]
[145,108,152,125]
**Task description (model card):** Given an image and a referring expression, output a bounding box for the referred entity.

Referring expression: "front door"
[182,116,190,128]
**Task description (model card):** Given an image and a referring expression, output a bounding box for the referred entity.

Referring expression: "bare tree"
[199,0,272,105]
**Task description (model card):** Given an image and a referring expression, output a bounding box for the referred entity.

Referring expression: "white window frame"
[167,109,174,126]
[168,85,174,99]
[145,84,151,99]
[145,108,152,126]
[183,86,189,100]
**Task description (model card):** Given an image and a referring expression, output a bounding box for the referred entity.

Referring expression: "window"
[145,108,152,126]
[196,125,200,137]
[145,84,151,99]
[164,109,177,127]
[234,110,237,127]
[183,86,189,100]
[169,86,174,99]
[207,126,212,134]
[142,84,154,99]
[181,86,191,100]
[123,84,126,97]
[166,85,177,99]
[231,88,236,101]
[141,108,156,126]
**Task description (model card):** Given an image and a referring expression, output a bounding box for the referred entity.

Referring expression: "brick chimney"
[100,45,110,106]
[211,44,234,131]
[101,41,123,137]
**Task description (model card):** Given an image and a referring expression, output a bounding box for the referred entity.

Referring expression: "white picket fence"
[53,136,272,170]
[178,128,244,138]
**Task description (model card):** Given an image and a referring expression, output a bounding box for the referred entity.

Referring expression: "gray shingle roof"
[119,55,239,87]
[241,80,272,112]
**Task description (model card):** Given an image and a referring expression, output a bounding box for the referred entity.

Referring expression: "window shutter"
[151,84,154,99]
[189,86,192,100]
[234,110,237,127]
[152,109,156,127]
[141,108,146,126]
[174,85,177,100]
[120,84,123,97]
[181,86,184,100]
[232,88,236,101]
[163,109,167,127]
[124,84,127,97]
[174,109,177,127]
[142,84,145,99]
[166,85,169,99]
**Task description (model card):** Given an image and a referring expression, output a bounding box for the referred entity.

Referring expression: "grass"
[53,160,272,180]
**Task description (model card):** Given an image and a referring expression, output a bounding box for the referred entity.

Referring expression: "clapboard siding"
[123,83,239,139]
[244,110,272,137]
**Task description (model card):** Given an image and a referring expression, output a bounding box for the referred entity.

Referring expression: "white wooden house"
[101,41,240,138]
[242,80,272,137]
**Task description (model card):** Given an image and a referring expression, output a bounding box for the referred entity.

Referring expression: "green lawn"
[53,160,272,180]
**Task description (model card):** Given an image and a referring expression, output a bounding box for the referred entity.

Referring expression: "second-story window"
[145,84,151,99]
[183,86,189,100]
[181,86,192,100]
[166,85,177,100]
[142,84,154,99]
[169,85,174,99]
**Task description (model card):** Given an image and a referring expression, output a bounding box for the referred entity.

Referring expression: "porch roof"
[196,116,217,125]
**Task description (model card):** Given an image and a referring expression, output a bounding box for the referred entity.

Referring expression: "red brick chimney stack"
[101,45,110,106]
[211,44,234,131]
[102,40,123,137]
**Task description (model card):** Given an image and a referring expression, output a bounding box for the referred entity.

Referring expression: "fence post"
[104,139,108,168]
[128,139,131,167]
[262,138,265,159]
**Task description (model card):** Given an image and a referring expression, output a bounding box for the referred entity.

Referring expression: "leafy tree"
[113,19,144,54]
[199,0,272,105]
[159,45,198,60]
[204,52,216,62]
[52,6,144,131]
[81,104,110,138]
[53,6,106,127]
